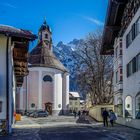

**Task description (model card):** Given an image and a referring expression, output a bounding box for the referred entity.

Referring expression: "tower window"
[45,34,48,39]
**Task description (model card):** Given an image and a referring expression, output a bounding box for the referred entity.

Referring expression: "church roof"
[29,41,68,72]
[39,19,51,33]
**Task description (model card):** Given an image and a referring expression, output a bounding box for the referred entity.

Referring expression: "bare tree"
[72,31,113,105]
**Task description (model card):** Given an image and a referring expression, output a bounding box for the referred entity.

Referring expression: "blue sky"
[0,0,108,48]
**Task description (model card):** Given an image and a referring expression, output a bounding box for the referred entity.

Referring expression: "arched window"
[125,96,132,118]
[45,34,48,39]
[117,98,123,117]
[43,75,53,82]
[136,92,140,119]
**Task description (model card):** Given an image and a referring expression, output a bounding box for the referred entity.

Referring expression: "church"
[16,20,69,115]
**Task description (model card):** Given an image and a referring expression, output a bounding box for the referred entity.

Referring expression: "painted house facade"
[69,92,80,112]
[113,37,123,117]
[101,0,140,129]
[0,25,36,133]
[16,20,69,115]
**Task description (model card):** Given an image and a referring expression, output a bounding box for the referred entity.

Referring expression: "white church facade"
[16,20,69,115]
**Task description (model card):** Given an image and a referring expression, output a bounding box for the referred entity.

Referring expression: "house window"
[132,23,136,40]
[120,76,123,82]
[126,17,140,48]
[136,93,140,119]
[127,54,140,77]
[127,62,132,77]
[132,57,136,73]
[126,30,132,48]
[0,101,2,112]
[75,102,77,105]
[120,68,123,74]
[138,54,140,70]
[115,46,118,58]
[120,49,122,55]
[70,102,72,105]
[136,17,140,35]
[125,96,132,118]
[116,71,118,83]
[120,42,122,48]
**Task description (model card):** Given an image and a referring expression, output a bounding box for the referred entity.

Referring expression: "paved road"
[13,115,98,128]
[0,116,140,140]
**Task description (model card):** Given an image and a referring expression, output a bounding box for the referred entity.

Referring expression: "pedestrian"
[86,110,89,116]
[73,110,77,118]
[109,110,117,127]
[102,108,109,127]
[77,110,81,118]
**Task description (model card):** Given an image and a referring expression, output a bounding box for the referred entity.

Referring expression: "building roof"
[101,0,127,55]
[69,92,80,98]
[0,24,37,40]
[80,100,85,103]
[29,41,68,72]
[39,19,51,33]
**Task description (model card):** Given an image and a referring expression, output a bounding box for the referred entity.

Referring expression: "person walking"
[73,110,77,118]
[109,110,117,127]
[77,110,81,118]
[102,108,109,127]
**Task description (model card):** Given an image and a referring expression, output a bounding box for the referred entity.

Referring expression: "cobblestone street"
[0,115,140,140]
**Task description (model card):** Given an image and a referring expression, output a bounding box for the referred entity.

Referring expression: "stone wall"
[89,105,114,121]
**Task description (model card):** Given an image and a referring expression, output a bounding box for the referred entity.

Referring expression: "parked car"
[29,111,37,117]
[32,111,48,118]
[26,111,35,117]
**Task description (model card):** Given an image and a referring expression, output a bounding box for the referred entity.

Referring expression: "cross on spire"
[43,17,47,25]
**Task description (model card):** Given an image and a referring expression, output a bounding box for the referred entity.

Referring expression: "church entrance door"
[45,102,52,115]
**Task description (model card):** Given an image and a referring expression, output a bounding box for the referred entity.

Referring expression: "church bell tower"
[38,18,52,50]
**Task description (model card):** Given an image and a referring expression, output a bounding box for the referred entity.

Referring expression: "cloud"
[2,3,16,9]
[81,16,104,26]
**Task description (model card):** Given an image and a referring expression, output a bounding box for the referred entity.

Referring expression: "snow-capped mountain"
[53,39,84,91]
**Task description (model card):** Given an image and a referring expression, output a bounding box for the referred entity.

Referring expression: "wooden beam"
[14,61,27,67]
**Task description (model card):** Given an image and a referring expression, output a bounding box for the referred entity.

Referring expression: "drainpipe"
[26,75,28,112]
[6,35,9,133]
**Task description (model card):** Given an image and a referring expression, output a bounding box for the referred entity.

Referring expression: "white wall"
[123,9,140,96]
[21,66,65,115]
[0,35,7,119]
[0,35,14,133]
[123,8,140,118]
